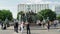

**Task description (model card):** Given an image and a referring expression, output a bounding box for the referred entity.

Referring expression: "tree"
[38,9,56,21]
[36,14,43,21]
[26,11,37,23]
[0,10,3,20]
[57,15,60,20]
[0,10,13,21]
[17,11,24,20]
[17,11,37,23]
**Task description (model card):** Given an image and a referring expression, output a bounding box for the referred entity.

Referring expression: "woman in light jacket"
[20,21,24,34]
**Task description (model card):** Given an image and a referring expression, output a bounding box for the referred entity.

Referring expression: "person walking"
[14,19,18,33]
[1,22,3,29]
[0,20,3,29]
[47,21,50,30]
[46,17,50,31]
[3,18,8,30]
[3,22,6,30]
[54,19,59,27]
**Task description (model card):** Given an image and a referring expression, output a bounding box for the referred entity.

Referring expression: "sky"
[0,0,60,19]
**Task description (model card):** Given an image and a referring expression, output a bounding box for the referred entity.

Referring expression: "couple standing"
[20,21,31,34]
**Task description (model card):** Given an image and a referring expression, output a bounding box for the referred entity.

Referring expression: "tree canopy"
[38,9,56,21]
[17,11,24,20]
[17,11,37,23]
[17,9,56,23]
[0,10,13,21]
[56,15,60,20]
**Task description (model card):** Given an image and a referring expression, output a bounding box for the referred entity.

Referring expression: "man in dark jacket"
[0,20,3,29]
[26,23,31,34]
[14,20,18,33]
[26,12,31,34]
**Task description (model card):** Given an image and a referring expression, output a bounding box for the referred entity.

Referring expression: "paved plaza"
[0,25,60,34]
[0,28,60,34]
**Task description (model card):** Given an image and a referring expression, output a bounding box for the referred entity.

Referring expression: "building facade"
[18,3,49,13]
[55,5,60,16]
